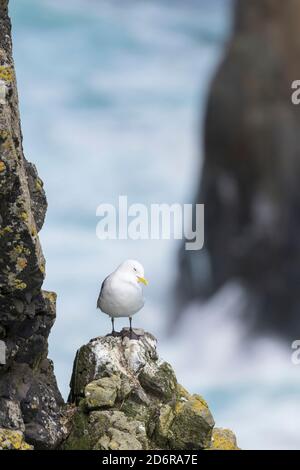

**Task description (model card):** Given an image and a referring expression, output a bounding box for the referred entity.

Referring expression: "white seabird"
[97,259,148,338]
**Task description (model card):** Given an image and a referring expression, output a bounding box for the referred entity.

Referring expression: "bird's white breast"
[98,274,144,318]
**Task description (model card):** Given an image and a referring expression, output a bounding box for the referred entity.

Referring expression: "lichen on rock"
[63,330,238,450]
[83,375,121,410]
[0,427,33,450]
[207,428,240,451]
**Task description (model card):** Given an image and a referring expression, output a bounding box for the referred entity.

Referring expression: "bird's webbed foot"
[106,330,121,338]
[121,328,142,340]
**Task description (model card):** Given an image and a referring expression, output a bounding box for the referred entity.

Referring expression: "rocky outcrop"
[0,0,63,448]
[63,330,238,450]
[178,0,300,336]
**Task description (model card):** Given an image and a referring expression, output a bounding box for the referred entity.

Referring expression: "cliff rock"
[63,330,239,450]
[0,0,63,448]
[178,0,300,336]
[0,427,33,450]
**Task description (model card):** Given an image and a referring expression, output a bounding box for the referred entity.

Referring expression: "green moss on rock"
[139,361,177,401]
[64,409,148,450]
[83,375,121,410]
[168,393,214,449]
[62,412,92,450]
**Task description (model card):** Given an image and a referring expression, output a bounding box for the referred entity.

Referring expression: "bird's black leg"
[106,317,120,337]
[127,317,140,339]
[111,317,115,335]
[120,317,140,340]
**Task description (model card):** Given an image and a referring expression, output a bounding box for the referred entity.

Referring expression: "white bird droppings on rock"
[0,80,7,105]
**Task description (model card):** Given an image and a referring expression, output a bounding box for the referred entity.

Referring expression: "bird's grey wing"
[97,276,109,309]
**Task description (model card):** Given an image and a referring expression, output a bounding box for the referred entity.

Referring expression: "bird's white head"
[117,259,148,286]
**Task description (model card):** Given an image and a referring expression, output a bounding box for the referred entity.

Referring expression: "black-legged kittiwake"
[97,259,148,339]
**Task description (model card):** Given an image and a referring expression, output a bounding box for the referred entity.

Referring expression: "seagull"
[97,259,148,339]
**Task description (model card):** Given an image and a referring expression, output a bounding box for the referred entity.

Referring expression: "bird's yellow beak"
[137,276,148,286]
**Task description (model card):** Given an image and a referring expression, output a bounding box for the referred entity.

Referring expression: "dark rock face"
[63,330,237,451]
[0,1,63,448]
[179,0,300,336]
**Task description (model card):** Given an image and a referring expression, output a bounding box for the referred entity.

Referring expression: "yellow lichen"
[16,257,27,271]
[35,178,43,191]
[192,394,209,409]
[20,211,28,222]
[177,383,190,400]
[14,245,24,255]
[39,262,45,274]
[174,401,184,414]
[0,65,14,82]
[0,130,9,140]
[0,225,13,237]
[0,161,6,172]
[30,225,37,237]
[14,279,27,290]
[189,395,208,414]
[13,244,30,256]
[174,393,208,416]
[0,428,33,450]
[208,428,239,451]
[43,291,57,303]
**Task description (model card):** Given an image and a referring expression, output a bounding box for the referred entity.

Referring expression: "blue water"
[10,0,231,391]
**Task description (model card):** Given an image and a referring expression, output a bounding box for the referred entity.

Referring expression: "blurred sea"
[9,0,300,450]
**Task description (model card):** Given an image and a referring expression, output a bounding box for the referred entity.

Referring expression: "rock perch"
[63,330,239,450]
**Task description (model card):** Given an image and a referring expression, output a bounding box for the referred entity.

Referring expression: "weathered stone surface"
[63,409,148,451]
[207,428,239,451]
[178,0,300,336]
[0,427,33,450]
[0,4,45,299]
[83,376,121,410]
[25,161,47,233]
[139,361,177,402]
[68,330,158,404]
[169,391,214,449]
[62,331,235,451]
[154,384,214,449]
[0,398,24,431]
[0,1,63,449]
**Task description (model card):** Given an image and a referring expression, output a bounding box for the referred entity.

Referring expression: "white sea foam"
[160,283,300,449]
